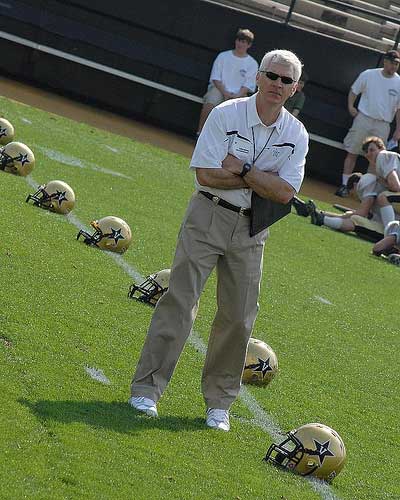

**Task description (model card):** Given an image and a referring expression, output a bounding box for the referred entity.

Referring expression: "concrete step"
[290,11,394,51]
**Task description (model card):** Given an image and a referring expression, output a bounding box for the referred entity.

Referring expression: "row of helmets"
[1,116,346,483]
[0,117,132,254]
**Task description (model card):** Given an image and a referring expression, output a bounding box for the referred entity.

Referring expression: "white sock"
[323,216,343,230]
[342,174,350,186]
[380,205,396,228]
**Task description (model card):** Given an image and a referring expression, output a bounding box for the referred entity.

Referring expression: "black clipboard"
[250,192,292,236]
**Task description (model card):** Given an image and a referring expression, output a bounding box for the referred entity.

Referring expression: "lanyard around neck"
[251,127,274,165]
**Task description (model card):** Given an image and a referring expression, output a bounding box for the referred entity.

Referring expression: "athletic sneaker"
[388,253,400,266]
[292,196,310,217]
[335,185,349,197]
[206,408,230,431]
[129,396,158,417]
[307,200,324,226]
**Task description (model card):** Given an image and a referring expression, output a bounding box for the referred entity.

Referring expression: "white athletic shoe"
[206,408,230,431]
[388,253,400,266]
[129,396,158,417]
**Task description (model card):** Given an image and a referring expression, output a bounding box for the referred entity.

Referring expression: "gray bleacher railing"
[285,0,400,49]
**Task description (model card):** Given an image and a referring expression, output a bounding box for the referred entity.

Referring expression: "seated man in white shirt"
[372,220,400,265]
[373,137,400,228]
[308,172,383,239]
[196,28,258,135]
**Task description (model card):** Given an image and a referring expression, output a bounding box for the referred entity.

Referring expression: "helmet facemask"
[26,185,53,210]
[264,432,306,472]
[77,221,104,247]
[0,148,17,173]
[128,270,170,306]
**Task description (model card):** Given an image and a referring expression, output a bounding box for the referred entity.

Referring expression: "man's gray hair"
[259,49,303,82]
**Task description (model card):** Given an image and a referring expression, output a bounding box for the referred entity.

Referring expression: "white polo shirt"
[190,93,309,208]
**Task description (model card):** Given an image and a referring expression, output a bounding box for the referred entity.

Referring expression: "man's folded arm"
[221,154,295,204]
[195,167,247,189]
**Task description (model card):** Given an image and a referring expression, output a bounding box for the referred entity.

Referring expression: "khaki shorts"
[343,112,390,155]
[203,83,225,105]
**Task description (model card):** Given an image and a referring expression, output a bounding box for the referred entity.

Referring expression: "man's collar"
[246,93,285,135]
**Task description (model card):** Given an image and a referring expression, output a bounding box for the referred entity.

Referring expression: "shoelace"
[207,408,229,424]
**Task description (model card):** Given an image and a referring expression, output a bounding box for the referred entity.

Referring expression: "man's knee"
[377,192,389,206]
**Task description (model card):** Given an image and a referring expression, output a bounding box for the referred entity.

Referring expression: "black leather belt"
[199,191,251,217]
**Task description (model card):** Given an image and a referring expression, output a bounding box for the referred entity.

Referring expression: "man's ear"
[290,82,298,97]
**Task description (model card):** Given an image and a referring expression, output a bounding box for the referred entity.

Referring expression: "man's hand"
[222,154,244,175]
[392,129,400,142]
[349,106,358,118]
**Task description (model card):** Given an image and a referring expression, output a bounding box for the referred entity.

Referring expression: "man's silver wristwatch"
[239,162,252,178]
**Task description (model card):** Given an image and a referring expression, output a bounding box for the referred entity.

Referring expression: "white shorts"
[343,112,390,155]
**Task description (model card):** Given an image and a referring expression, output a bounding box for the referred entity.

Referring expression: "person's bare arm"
[373,235,397,255]
[222,154,294,204]
[212,80,233,100]
[386,170,400,192]
[392,109,400,141]
[232,86,250,98]
[196,167,247,189]
[348,91,358,118]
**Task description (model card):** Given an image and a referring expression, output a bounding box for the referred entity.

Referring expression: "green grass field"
[1,95,399,500]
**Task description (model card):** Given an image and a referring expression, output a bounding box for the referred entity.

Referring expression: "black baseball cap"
[384,50,400,63]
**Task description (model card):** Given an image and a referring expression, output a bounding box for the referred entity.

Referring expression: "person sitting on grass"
[372,220,400,265]
[372,136,400,229]
[308,172,381,233]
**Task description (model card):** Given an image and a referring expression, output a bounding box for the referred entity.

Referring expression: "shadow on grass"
[18,398,206,433]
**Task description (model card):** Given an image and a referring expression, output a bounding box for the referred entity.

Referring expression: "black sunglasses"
[260,71,296,85]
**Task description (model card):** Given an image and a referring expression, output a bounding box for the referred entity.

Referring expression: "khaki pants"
[131,192,268,410]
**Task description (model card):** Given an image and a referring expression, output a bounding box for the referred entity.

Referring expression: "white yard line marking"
[25,174,340,499]
[34,146,132,180]
[189,331,339,499]
[314,296,333,305]
[21,117,32,124]
[85,366,111,385]
[105,145,119,153]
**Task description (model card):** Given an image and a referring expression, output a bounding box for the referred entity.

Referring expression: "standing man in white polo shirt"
[129,49,308,432]
[196,28,258,136]
[336,50,400,197]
